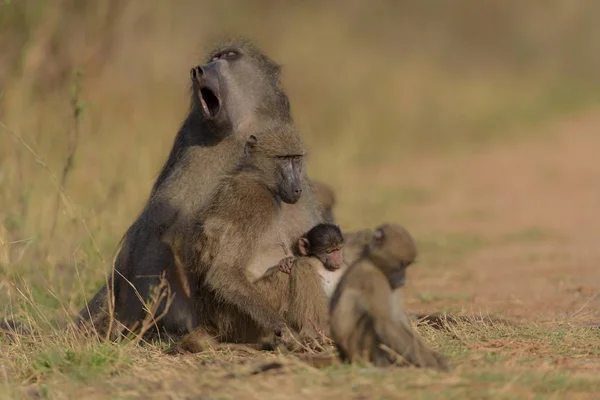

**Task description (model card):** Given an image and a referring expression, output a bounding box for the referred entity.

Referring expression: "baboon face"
[275,154,304,204]
[301,223,345,270]
[190,42,290,136]
[244,128,306,204]
[369,224,417,289]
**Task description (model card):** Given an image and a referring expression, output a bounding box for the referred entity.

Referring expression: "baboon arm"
[256,265,281,281]
[206,266,283,332]
[330,289,363,344]
[198,188,284,332]
[390,289,412,327]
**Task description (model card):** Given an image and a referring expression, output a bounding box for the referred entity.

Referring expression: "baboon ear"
[244,135,258,155]
[372,228,386,247]
[335,225,345,244]
[298,237,310,256]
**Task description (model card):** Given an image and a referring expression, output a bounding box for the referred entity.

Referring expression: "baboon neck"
[367,252,397,274]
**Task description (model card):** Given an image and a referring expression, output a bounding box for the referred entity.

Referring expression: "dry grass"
[2,1,600,398]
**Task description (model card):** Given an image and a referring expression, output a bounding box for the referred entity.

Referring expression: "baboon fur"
[330,224,448,370]
[77,39,323,341]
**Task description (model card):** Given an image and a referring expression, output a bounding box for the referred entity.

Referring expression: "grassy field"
[1,1,600,399]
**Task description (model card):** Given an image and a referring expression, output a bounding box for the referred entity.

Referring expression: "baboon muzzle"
[191,64,222,119]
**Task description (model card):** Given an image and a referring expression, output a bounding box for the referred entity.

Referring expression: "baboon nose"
[295,188,302,195]
[191,66,204,80]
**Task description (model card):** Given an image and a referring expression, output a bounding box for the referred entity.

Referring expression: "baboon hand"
[278,256,295,274]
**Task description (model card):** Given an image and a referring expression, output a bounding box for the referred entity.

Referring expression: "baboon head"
[190,39,291,136]
[244,126,305,204]
[299,223,344,270]
[367,224,418,289]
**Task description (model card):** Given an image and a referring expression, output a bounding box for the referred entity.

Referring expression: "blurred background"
[1,0,600,321]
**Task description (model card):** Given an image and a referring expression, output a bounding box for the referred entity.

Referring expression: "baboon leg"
[373,317,448,370]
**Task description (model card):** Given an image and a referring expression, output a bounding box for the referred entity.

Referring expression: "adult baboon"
[330,224,448,370]
[77,39,324,339]
[311,180,337,223]
[180,125,310,344]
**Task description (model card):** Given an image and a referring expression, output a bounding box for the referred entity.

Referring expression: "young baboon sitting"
[255,223,345,337]
[182,124,306,344]
[329,224,448,370]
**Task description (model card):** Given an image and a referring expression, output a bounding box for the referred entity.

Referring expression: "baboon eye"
[213,50,240,61]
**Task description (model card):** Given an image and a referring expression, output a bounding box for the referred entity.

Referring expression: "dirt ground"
[4,110,600,400]
[394,110,600,323]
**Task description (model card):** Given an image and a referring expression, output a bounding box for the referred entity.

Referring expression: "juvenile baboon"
[342,228,374,267]
[77,39,325,339]
[181,125,309,344]
[311,180,337,223]
[329,224,448,370]
[254,223,346,337]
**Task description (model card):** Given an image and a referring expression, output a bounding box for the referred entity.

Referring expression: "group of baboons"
[3,39,449,371]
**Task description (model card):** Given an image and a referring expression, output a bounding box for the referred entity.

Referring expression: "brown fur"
[342,228,373,266]
[179,124,313,345]
[254,224,346,339]
[311,180,336,223]
[329,224,448,370]
[76,39,325,340]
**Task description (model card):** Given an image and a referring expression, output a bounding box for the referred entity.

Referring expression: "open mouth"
[199,87,221,119]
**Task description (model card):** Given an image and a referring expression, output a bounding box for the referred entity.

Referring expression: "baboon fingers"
[278,256,295,274]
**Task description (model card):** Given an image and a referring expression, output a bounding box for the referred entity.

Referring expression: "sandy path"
[370,111,600,322]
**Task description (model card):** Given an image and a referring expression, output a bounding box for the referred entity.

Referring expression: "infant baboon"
[330,224,448,370]
[182,124,306,344]
[278,223,345,295]
[255,223,345,337]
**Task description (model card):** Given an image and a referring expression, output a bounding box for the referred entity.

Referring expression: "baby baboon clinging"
[181,124,307,344]
[279,223,346,296]
[311,180,337,223]
[76,39,325,339]
[255,223,346,337]
[330,224,448,370]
